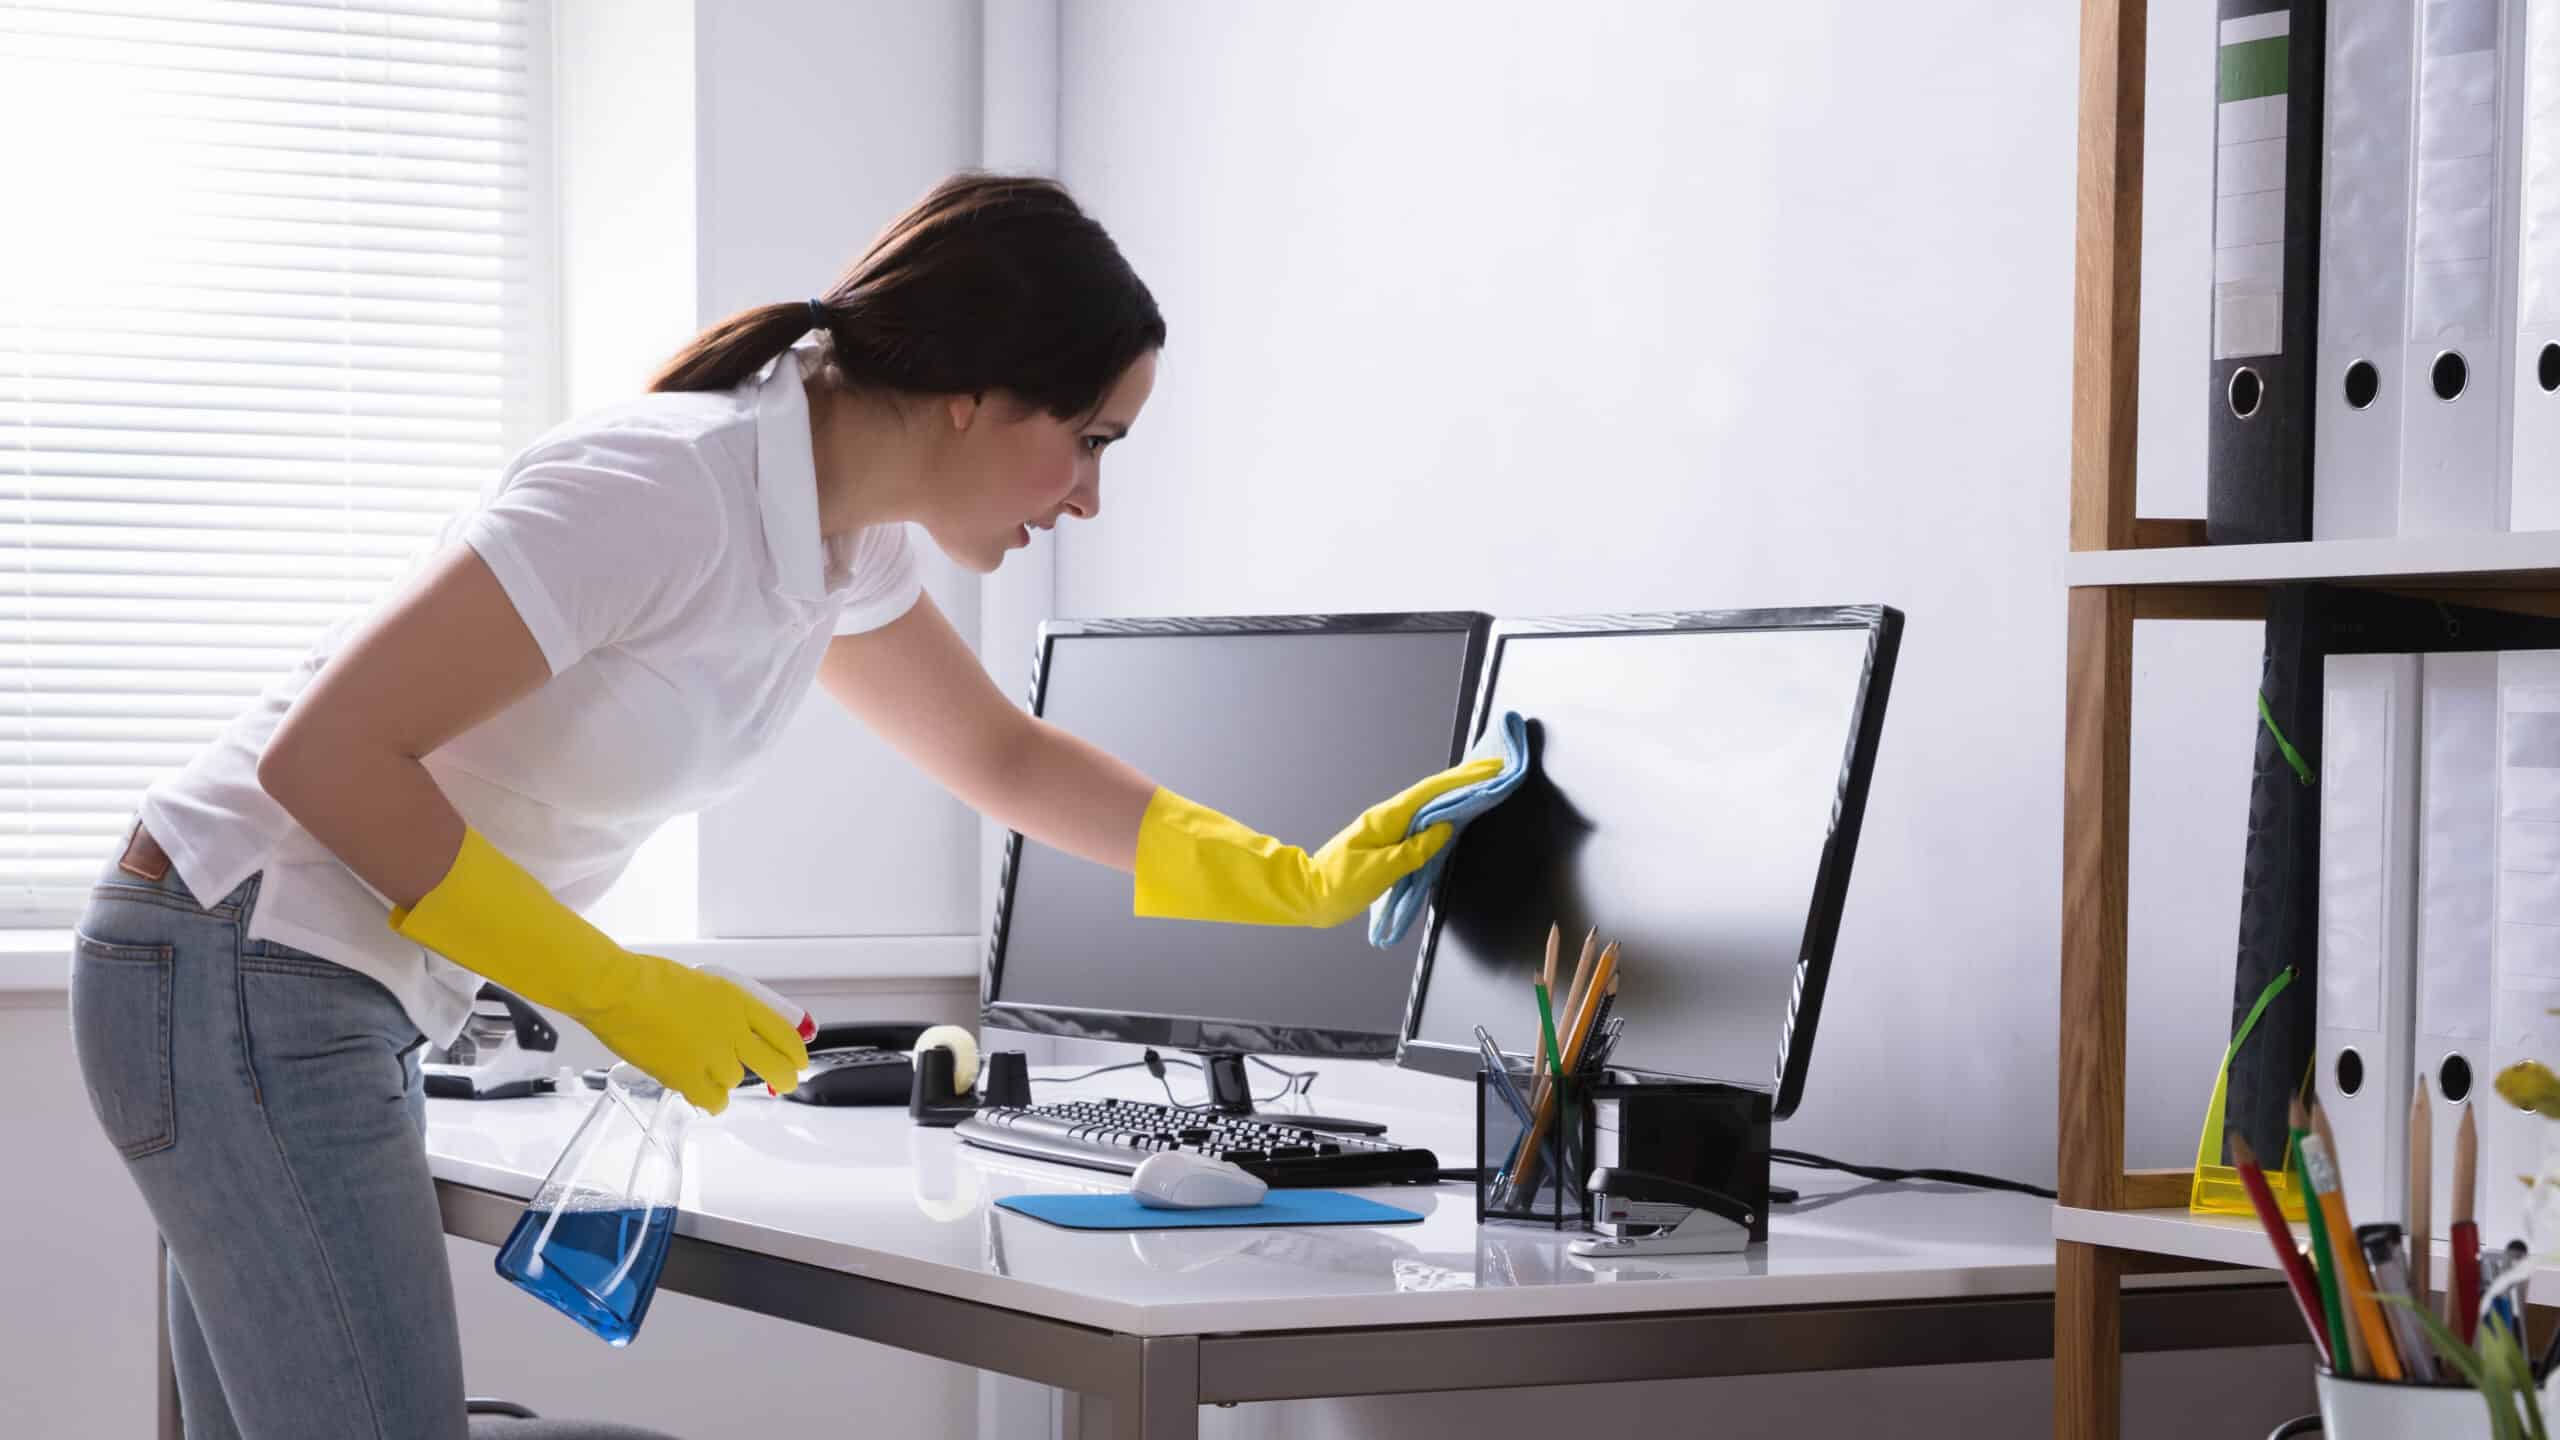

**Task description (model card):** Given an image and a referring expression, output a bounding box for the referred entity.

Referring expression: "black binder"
[2205,0,2325,545]
[2221,586,2560,1169]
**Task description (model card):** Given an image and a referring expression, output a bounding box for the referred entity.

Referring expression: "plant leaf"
[2382,1292,2486,1389]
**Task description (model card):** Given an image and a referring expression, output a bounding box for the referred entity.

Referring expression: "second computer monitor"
[984,612,1490,1059]
[1397,606,1901,1118]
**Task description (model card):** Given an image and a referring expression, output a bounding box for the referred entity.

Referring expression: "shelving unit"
[2057,3,2560,1435]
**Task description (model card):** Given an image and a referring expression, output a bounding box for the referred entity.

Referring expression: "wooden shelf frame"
[2058,3,2560,1435]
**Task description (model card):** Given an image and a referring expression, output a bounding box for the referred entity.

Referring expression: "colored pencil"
[2452,1102,2480,1344]
[2304,1111,2404,1381]
[2300,1096,2369,1378]
[1534,925,1559,1079]
[2230,1133,2331,1365]
[2292,1119,2352,1375]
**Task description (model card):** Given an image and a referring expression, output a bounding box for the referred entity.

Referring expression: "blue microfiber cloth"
[1367,709,1531,948]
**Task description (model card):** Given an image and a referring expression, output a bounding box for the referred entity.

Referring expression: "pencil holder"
[1475,1063,1593,1229]
[2312,1371,2495,1438]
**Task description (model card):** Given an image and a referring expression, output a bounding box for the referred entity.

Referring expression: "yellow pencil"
[2305,1112,2403,1382]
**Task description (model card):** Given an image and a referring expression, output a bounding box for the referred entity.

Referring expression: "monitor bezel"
[981,610,1495,1058]
[1392,604,1902,1119]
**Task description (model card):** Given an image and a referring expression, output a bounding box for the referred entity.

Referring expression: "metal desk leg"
[1078,1335,1198,1440]
[1134,1336,1199,1440]
[157,1236,180,1440]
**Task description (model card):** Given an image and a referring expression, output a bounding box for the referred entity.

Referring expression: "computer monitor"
[1396,606,1901,1120]
[983,612,1491,1108]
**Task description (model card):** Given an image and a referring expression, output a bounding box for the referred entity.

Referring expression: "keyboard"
[956,1097,1440,1187]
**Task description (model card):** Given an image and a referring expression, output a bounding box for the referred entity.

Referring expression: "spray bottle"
[492,966,814,1345]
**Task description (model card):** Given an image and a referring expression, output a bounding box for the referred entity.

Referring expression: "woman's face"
[926,349,1158,574]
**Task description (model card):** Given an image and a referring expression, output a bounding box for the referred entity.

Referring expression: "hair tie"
[805,297,826,330]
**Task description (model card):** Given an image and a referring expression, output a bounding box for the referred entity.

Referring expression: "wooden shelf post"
[2063,0,2146,1435]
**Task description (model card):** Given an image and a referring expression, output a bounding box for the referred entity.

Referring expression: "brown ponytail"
[646,172,1164,419]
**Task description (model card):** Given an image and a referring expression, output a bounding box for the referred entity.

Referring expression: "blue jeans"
[68,837,467,1439]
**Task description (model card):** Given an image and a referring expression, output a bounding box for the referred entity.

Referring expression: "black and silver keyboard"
[956,1097,1439,1187]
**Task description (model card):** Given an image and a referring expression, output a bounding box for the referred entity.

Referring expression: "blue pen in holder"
[1476,1060,1594,1229]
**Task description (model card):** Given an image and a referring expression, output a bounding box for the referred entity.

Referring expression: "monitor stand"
[1197,1052,1388,1136]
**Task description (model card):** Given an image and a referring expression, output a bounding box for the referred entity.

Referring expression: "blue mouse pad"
[994,1190,1424,1231]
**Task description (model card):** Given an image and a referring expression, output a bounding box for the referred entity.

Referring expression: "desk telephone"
[563,1021,935,1106]
[783,1021,934,1106]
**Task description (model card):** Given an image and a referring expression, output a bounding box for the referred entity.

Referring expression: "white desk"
[401,1073,2297,1439]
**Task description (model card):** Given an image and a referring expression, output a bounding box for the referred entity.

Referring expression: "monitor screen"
[1397,607,1900,1117]
[984,613,1490,1057]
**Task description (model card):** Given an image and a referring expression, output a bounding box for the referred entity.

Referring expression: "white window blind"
[3,0,557,925]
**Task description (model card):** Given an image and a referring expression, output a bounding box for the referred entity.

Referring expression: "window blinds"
[3,0,556,925]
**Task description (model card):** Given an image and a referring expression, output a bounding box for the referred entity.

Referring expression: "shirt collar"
[752,336,852,602]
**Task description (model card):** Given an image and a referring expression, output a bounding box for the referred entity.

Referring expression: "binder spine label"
[2217,12,2294,360]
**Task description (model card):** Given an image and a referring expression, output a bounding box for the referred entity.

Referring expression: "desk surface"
[424,1070,2219,1338]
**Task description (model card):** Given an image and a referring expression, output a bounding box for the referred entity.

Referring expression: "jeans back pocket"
[70,933,176,1159]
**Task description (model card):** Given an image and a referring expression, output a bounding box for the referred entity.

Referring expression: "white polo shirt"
[135,337,922,1048]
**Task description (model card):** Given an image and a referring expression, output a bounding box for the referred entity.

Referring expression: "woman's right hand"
[388,824,809,1114]
[581,954,810,1113]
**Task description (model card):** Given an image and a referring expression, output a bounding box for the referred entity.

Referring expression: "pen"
[1473,1026,1534,1123]
[2357,1223,2433,1380]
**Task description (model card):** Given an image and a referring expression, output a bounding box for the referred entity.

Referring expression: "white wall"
[691,0,988,945]
[1044,0,2285,1433]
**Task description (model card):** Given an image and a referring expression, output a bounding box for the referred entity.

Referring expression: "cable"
[1028,1058,1164,1087]
[1770,1147,2055,1200]
[1144,1049,1314,1109]
[1024,1051,1315,1108]
[1247,1053,1320,1099]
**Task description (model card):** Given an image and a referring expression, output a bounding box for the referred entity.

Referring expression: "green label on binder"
[2218,36,2288,103]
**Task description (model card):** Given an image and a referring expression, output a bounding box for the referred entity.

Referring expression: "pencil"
[1559,927,1599,1053]
[2291,1101,2352,1377]
[2304,1111,2404,1381]
[1505,941,1620,1191]
[2231,1133,2331,1365]
[2408,1076,2432,1314]
[2452,1102,2479,1344]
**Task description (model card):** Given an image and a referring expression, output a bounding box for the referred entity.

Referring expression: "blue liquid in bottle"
[494,1203,676,1347]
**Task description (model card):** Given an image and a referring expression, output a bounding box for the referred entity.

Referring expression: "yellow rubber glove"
[1132,756,1506,928]
[387,825,809,1114]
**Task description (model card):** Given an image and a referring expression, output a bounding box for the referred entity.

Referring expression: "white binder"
[2312,0,2419,539]
[2499,0,2560,530]
[2417,652,2496,1244]
[2489,652,2560,1245]
[2318,653,2421,1225]
[2399,0,2520,535]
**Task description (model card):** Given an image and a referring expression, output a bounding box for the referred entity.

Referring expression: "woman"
[67,173,1492,1438]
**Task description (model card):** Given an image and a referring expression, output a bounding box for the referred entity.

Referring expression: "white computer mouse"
[1129,1151,1269,1210]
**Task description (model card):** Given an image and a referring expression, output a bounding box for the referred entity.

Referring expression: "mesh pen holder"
[1476,1062,1594,1229]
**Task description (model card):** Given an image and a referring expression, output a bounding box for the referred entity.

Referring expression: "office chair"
[467,1396,683,1439]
